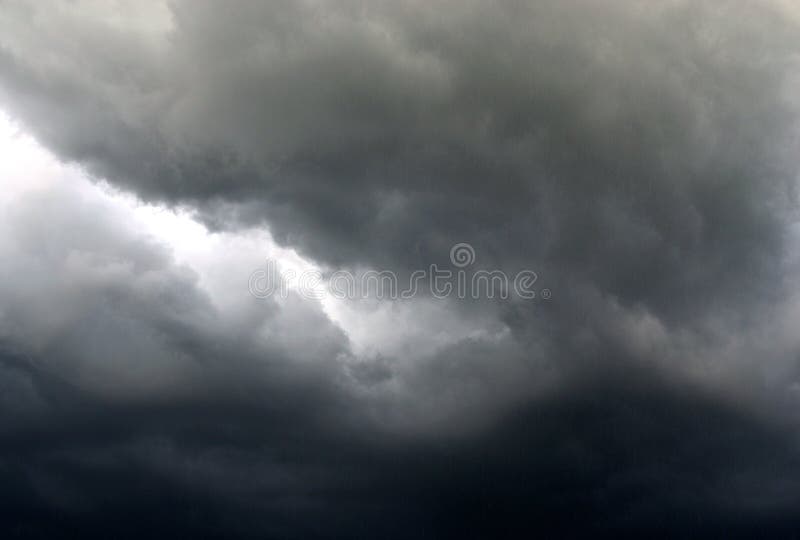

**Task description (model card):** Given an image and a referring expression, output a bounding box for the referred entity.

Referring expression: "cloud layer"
[1,1,800,537]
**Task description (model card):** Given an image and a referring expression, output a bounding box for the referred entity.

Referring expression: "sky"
[1,0,800,537]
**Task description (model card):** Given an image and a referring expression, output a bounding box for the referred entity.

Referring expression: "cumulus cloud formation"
[1,1,800,537]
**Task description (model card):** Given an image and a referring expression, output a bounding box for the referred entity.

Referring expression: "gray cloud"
[1,0,796,334]
[1,0,800,537]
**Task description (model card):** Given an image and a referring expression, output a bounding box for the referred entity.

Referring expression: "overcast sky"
[2,1,800,537]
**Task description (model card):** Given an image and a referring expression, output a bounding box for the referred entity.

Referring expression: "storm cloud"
[1,0,800,537]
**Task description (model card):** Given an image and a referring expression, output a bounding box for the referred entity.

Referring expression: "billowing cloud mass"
[1,0,800,537]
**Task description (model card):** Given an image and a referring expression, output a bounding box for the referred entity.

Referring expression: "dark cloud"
[1,0,797,345]
[3,344,800,539]
[1,0,800,537]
